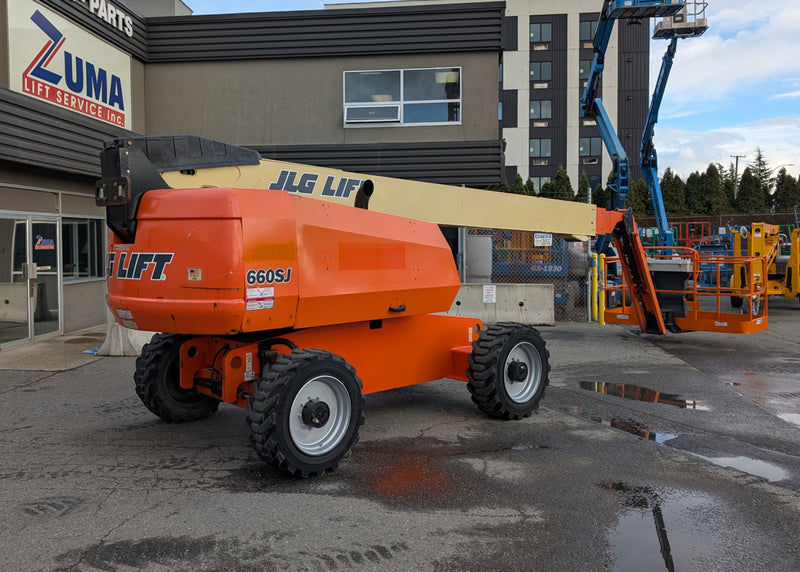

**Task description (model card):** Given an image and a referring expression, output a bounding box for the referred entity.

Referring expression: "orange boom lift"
[97,136,569,477]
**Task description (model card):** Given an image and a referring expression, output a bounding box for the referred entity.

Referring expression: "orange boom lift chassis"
[97,136,552,477]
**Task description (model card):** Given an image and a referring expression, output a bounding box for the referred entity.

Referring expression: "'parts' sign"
[9,0,132,128]
[70,0,135,38]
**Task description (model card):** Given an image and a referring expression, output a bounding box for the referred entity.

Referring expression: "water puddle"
[777,412,800,428]
[580,381,708,410]
[559,406,678,443]
[602,482,715,571]
[723,372,800,409]
[691,454,788,482]
[593,416,677,443]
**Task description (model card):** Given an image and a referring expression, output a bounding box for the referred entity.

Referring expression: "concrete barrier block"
[442,283,555,326]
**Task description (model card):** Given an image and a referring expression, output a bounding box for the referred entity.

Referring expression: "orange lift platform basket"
[597,209,768,335]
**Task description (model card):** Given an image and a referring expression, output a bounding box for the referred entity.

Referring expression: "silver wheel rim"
[289,375,351,456]
[504,341,542,404]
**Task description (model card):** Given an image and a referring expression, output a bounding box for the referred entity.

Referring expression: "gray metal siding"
[146,3,505,62]
[529,14,567,175]
[619,22,649,182]
[0,88,132,177]
[503,15,518,51]
[501,90,518,128]
[37,0,148,61]
[251,141,503,187]
[504,165,518,185]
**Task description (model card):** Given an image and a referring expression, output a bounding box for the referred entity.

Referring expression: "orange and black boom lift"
[96,136,550,477]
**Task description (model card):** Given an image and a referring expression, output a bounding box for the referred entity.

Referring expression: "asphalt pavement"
[1,299,799,571]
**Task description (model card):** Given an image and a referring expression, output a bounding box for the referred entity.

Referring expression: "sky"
[183,0,800,181]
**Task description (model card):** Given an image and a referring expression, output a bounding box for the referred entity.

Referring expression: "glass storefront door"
[31,221,59,337]
[0,216,60,347]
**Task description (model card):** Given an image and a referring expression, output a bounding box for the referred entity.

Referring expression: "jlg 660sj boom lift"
[96,136,595,477]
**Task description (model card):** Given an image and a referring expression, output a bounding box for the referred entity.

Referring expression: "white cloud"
[654,116,800,179]
[651,1,800,112]
[772,90,800,100]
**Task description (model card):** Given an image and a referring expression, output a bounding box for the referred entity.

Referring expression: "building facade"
[337,0,650,193]
[501,0,649,193]
[0,0,505,348]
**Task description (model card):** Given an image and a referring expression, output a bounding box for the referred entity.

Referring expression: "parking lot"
[1,298,799,571]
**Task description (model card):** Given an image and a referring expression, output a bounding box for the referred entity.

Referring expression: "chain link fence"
[463,228,590,322]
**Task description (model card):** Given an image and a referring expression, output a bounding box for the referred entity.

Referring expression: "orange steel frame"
[179,314,482,408]
[596,208,767,335]
[597,208,666,334]
[602,247,768,334]
[673,221,713,247]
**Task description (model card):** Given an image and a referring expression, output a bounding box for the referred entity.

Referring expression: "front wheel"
[467,323,550,420]
[134,333,220,422]
[247,349,365,478]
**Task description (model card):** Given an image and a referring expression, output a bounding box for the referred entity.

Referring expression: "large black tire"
[247,349,365,478]
[467,323,550,420]
[134,333,220,422]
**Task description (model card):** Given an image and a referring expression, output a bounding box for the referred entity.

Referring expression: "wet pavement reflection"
[602,482,715,572]
[595,417,677,443]
[691,454,788,482]
[579,381,708,410]
[556,405,679,443]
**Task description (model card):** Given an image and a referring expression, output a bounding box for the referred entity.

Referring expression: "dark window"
[62,218,104,280]
[530,138,552,158]
[344,67,461,125]
[530,100,552,119]
[530,23,552,43]
[579,60,592,80]
[579,137,603,156]
[530,62,552,82]
[580,20,599,41]
[345,70,401,103]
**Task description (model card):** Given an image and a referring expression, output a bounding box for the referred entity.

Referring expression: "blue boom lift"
[581,0,708,248]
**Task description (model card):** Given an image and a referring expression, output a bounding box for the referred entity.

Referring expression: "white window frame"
[343,67,462,127]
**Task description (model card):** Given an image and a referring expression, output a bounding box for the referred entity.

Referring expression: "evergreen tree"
[660,168,687,215]
[626,178,650,216]
[701,163,731,215]
[773,168,800,212]
[524,177,536,196]
[685,171,704,213]
[575,171,590,203]
[752,147,772,208]
[509,173,526,195]
[720,162,737,209]
[553,165,575,201]
[539,180,556,199]
[592,183,610,209]
[735,167,767,213]
[602,171,621,209]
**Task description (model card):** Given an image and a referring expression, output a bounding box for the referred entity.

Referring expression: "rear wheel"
[134,333,220,422]
[467,323,550,420]
[247,349,365,478]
